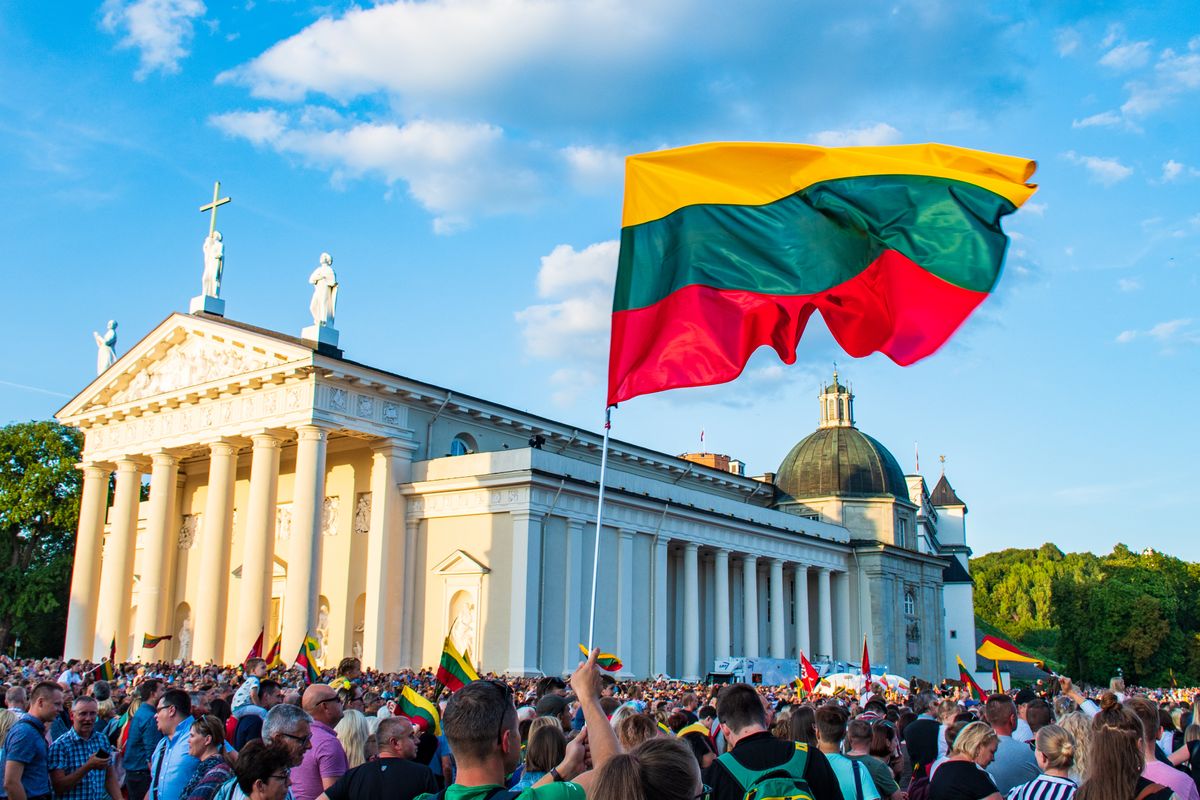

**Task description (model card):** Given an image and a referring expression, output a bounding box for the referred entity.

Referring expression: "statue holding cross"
[191,181,232,316]
[200,181,230,298]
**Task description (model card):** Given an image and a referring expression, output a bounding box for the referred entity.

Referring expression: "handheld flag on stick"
[294,636,320,685]
[957,655,989,701]
[977,635,1044,667]
[436,636,480,693]
[607,142,1038,405]
[93,637,116,680]
[142,634,172,650]
[993,662,1004,692]
[578,644,623,672]
[399,685,441,736]
[861,635,871,679]
[799,651,820,694]
[246,630,264,663]
[265,635,283,669]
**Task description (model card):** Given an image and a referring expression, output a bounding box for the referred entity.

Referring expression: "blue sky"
[2,0,1198,560]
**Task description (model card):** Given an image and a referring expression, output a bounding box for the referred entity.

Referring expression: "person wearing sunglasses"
[232,742,293,800]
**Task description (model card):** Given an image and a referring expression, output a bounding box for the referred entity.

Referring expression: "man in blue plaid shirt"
[48,697,120,800]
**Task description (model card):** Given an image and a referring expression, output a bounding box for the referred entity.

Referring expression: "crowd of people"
[2,653,1200,800]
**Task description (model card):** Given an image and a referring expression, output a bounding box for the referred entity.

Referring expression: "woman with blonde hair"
[929,721,1002,800]
[1008,725,1078,800]
[1058,711,1094,784]
[590,736,703,800]
[334,708,372,769]
[615,713,661,751]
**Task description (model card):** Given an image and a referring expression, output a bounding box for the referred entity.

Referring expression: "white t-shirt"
[58,670,82,687]
[231,675,260,711]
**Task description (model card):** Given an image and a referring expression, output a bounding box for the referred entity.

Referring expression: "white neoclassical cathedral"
[57,259,977,681]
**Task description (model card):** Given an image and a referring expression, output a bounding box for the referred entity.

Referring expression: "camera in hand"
[95,750,110,760]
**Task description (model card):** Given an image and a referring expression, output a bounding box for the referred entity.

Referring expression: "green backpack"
[717,742,815,800]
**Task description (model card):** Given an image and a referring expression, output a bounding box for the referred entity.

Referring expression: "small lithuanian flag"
[578,643,623,672]
[399,685,441,736]
[295,636,321,685]
[142,634,173,649]
[435,637,480,693]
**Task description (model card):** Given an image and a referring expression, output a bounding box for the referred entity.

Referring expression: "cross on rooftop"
[199,180,231,237]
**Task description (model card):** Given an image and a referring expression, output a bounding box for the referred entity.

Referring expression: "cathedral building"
[58,302,975,680]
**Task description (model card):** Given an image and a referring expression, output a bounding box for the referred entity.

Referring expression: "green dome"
[774,426,909,502]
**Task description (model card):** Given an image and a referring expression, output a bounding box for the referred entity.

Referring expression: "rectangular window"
[950,630,957,639]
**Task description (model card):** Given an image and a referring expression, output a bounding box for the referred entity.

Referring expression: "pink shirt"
[289,720,349,800]
[1144,759,1200,800]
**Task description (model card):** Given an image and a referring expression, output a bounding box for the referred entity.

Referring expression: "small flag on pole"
[93,637,116,680]
[435,636,480,693]
[142,634,172,650]
[399,685,442,735]
[578,643,623,672]
[799,651,820,694]
[977,635,1043,667]
[294,636,320,685]
[246,629,264,663]
[957,655,989,701]
[265,635,283,669]
[861,635,871,679]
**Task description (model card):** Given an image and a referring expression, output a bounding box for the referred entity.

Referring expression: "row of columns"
[677,547,849,681]
[64,424,392,666]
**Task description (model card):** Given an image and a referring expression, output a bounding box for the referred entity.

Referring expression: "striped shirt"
[1007,774,1078,800]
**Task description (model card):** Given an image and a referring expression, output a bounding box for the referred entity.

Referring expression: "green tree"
[0,420,83,656]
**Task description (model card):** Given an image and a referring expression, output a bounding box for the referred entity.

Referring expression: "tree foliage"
[973,544,1200,686]
[0,420,83,656]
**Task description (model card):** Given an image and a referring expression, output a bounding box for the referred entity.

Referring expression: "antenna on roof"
[915,442,920,473]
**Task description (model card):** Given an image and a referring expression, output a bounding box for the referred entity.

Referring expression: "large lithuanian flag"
[608,142,1038,405]
[435,637,480,693]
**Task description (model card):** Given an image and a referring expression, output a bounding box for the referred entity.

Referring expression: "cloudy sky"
[2,0,1197,559]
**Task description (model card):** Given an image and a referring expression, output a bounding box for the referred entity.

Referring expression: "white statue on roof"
[93,321,118,375]
[201,232,224,298]
[308,252,338,327]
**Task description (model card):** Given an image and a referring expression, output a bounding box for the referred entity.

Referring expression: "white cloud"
[1120,39,1200,118]
[1071,110,1122,128]
[1099,40,1152,70]
[1116,319,1200,348]
[210,110,539,232]
[536,240,620,298]
[547,367,599,408]
[1162,159,1185,182]
[1117,277,1142,292]
[101,0,206,79]
[1021,202,1047,216]
[810,122,902,147]
[1064,151,1133,185]
[216,0,674,104]
[1056,27,1081,57]
[561,145,624,191]
[515,240,618,363]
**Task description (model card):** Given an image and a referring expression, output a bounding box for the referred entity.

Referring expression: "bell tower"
[818,369,855,429]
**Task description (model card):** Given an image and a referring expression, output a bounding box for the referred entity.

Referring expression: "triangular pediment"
[59,313,316,420]
[432,549,490,575]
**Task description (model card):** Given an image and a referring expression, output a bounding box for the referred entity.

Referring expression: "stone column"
[617,529,637,674]
[769,558,786,659]
[817,567,833,659]
[65,463,112,659]
[136,452,179,661]
[563,519,585,671]
[741,555,759,658]
[194,442,239,664]
[236,435,282,667]
[714,549,730,660]
[363,441,414,671]
[651,535,669,677]
[794,565,811,657]
[682,542,700,680]
[835,571,852,661]
[400,517,420,668]
[95,459,142,661]
[508,511,543,674]
[283,426,329,659]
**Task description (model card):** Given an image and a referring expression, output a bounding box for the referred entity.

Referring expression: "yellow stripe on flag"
[621,142,1037,228]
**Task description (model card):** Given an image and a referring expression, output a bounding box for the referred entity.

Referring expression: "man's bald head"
[302,683,343,726]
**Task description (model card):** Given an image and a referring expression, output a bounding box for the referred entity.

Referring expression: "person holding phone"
[48,696,121,800]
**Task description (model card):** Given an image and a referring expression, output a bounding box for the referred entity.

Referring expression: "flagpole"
[586,405,614,650]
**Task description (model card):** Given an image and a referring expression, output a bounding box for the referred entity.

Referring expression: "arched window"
[450,433,477,456]
[904,589,916,617]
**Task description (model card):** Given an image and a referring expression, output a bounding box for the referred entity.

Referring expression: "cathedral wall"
[943,582,975,675]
